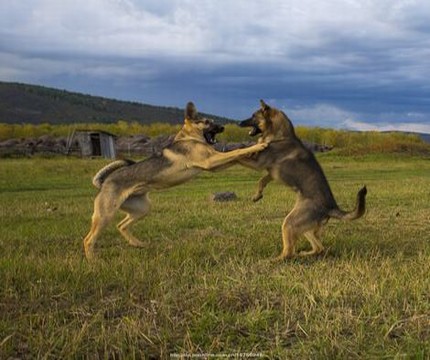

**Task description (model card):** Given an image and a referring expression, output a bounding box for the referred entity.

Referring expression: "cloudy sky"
[1,0,430,132]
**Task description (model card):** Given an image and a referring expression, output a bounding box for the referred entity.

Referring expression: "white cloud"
[343,119,430,134]
[0,0,429,128]
[2,0,429,76]
[0,0,208,57]
[283,103,430,134]
[2,0,429,61]
[286,103,356,127]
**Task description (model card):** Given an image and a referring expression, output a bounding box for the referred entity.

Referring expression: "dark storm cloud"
[0,0,429,132]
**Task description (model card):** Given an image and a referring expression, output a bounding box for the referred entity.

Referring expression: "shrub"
[0,121,428,155]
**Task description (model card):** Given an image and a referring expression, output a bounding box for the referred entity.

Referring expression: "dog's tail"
[92,159,135,189]
[329,186,367,221]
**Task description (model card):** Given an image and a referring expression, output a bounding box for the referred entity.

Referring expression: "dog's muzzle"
[239,118,261,136]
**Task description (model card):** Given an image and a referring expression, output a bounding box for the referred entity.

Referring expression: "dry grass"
[1,154,429,358]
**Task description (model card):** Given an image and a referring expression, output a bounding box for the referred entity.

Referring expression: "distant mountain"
[0,81,233,125]
[418,133,430,143]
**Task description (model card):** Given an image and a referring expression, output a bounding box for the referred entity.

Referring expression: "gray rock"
[211,191,238,202]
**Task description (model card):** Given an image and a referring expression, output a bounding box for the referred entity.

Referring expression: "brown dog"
[237,100,367,260]
[83,102,267,260]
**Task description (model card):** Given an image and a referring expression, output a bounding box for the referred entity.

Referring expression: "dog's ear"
[185,102,198,120]
[260,99,271,112]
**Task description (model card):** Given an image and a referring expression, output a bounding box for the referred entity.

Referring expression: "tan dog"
[83,102,267,260]
[236,100,367,260]
[186,100,367,260]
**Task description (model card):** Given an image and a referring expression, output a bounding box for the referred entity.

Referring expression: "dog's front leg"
[252,173,272,202]
[193,143,268,170]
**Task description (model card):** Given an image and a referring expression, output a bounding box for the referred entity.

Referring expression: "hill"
[412,132,430,144]
[0,81,232,125]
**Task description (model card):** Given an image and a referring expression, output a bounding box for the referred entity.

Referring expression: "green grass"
[1,154,430,359]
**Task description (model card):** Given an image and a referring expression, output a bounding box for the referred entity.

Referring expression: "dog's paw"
[272,255,286,263]
[128,239,145,248]
[252,193,263,202]
[244,142,267,158]
[299,249,325,257]
[273,252,296,262]
[254,142,268,151]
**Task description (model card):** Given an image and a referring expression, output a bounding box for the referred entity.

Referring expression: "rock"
[0,133,335,157]
[211,191,238,202]
[0,139,19,147]
[141,135,175,156]
[38,135,55,146]
[131,134,150,144]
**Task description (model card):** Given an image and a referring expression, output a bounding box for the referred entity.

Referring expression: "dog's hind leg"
[252,173,272,202]
[277,214,298,261]
[83,190,119,260]
[118,194,151,248]
[277,203,321,261]
[301,226,324,257]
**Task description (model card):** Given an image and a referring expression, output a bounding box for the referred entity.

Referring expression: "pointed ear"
[260,99,270,112]
[185,101,198,120]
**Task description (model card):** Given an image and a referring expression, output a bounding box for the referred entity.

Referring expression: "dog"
[237,100,367,260]
[83,102,267,260]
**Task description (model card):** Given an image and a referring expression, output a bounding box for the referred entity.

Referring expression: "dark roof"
[73,129,117,137]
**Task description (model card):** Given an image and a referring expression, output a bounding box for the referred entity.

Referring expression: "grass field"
[1,154,429,359]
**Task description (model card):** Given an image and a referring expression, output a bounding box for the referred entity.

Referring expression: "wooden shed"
[66,130,116,159]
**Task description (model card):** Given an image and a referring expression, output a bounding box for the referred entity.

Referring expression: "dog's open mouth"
[204,124,224,144]
[204,132,217,144]
[249,125,262,137]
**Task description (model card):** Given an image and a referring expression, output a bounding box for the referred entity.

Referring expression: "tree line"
[0,121,428,155]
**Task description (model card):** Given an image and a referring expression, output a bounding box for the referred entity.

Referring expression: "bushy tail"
[92,159,135,189]
[329,186,367,221]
